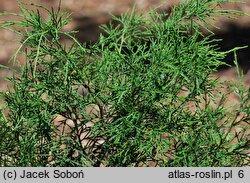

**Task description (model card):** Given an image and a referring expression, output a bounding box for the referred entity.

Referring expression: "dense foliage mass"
[0,0,249,166]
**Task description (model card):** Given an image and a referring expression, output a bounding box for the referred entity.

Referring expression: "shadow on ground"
[211,24,250,73]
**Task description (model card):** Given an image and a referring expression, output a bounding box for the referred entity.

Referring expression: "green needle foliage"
[0,0,249,166]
